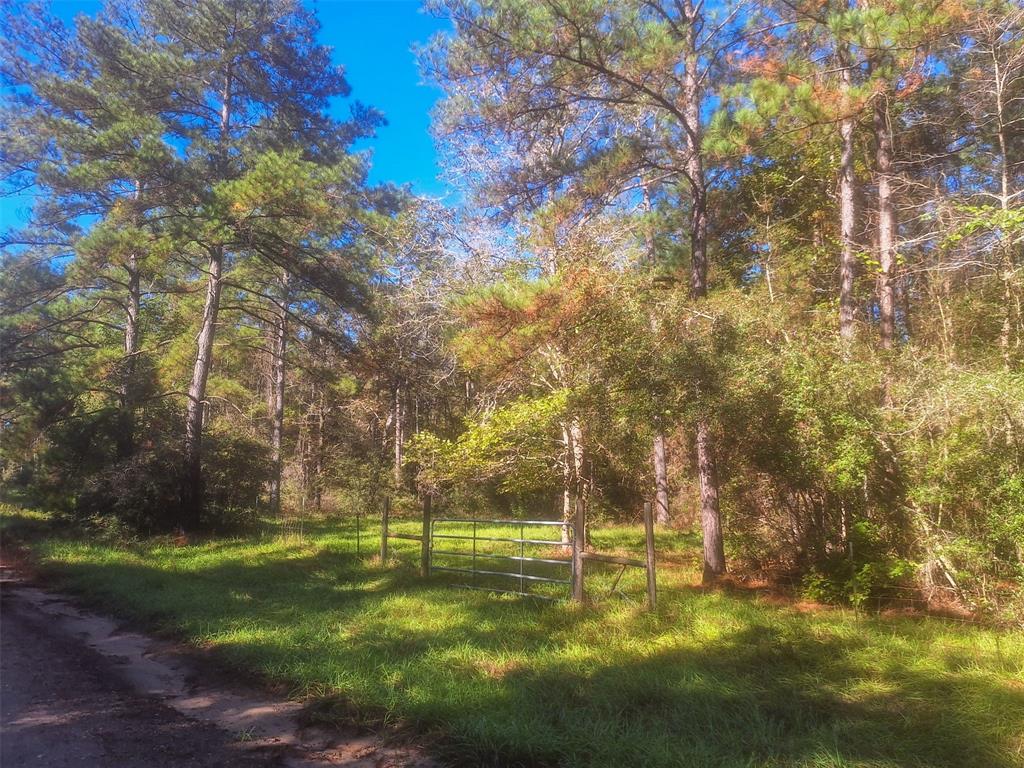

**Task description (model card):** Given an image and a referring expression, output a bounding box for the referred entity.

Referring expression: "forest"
[2,2,1024,766]
[1,0,1022,620]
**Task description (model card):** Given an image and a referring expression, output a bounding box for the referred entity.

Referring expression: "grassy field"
[3,505,1022,768]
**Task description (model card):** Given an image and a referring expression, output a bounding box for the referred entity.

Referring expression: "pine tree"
[2,2,180,456]
[127,0,379,529]
[424,0,750,579]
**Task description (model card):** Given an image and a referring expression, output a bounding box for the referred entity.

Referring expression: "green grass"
[3,505,1023,768]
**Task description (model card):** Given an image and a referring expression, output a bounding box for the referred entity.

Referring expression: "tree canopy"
[1,0,1021,618]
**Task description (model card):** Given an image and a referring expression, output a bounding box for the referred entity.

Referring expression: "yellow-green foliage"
[4,506,1022,768]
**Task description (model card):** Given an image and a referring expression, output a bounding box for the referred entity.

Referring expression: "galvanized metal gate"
[380,497,657,609]
[428,518,574,601]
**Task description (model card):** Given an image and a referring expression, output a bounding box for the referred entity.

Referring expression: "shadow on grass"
[29,538,1024,768]
[473,623,1023,768]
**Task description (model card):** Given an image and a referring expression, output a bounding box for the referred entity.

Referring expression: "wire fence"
[272,509,1020,626]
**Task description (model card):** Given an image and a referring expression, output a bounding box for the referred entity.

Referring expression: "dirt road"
[0,571,435,768]
[1,585,281,767]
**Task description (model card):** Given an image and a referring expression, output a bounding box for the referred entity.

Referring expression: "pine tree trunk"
[697,419,725,580]
[117,182,143,459]
[268,273,288,516]
[298,409,310,510]
[393,382,403,487]
[117,249,141,459]
[570,417,585,541]
[181,69,232,531]
[838,46,859,342]
[559,418,585,544]
[182,246,223,531]
[874,97,897,349]
[124,254,141,375]
[570,417,584,498]
[314,387,325,513]
[653,431,670,525]
[643,183,672,526]
[684,1,725,580]
[686,160,709,297]
[561,491,573,545]
[561,422,573,545]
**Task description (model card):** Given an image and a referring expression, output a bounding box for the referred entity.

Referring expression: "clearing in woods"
[3,506,1023,768]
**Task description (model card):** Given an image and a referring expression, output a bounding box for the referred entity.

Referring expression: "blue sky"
[0,0,451,230]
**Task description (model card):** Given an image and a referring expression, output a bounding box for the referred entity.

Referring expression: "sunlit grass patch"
[3,504,1022,768]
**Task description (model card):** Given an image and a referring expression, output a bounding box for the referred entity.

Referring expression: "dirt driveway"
[1,584,281,767]
[0,569,435,768]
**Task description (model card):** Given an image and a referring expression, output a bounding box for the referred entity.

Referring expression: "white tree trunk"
[653,431,670,525]
[393,382,404,487]
[874,97,897,348]
[268,272,288,516]
[838,45,859,342]
[183,247,223,529]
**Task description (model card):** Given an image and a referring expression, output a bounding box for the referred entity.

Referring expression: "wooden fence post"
[572,495,585,603]
[644,501,657,611]
[421,493,432,578]
[380,496,390,563]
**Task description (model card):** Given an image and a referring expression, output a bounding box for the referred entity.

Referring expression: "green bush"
[710,307,1022,616]
[74,445,184,535]
[68,418,270,535]
[798,521,917,608]
[200,422,272,532]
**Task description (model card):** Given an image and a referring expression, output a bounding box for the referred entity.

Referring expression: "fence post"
[421,493,432,578]
[571,495,585,603]
[380,496,390,563]
[643,501,657,611]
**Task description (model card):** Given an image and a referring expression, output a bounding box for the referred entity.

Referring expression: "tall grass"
[4,507,1022,768]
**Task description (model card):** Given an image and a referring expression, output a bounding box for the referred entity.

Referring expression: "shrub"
[74,445,184,535]
[200,422,272,532]
[70,418,270,535]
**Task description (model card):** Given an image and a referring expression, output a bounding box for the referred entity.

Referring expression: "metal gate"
[380,497,657,609]
[428,518,573,601]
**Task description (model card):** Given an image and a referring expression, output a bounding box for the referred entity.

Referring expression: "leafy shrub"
[69,418,270,535]
[74,445,184,534]
[711,307,1021,616]
[797,521,917,607]
[200,422,272,532]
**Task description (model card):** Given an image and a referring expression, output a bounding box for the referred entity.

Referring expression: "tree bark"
[838,44,859,342]
[393,382,404,487]
[697,419,725,580]
[561,423,574,545]
[683,0,725,580]
[653,431,670,525]
[181,70,231,530]
[314,386,325,513]
[267,272,288,517]
[117,248,142,459]
[116,182,143,459]
[643,183,672,526]
[182,246,223,530]
[560,417,585,544]
[124,254,141,370]
[873,96,897,349]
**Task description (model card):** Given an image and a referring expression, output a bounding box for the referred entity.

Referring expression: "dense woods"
[1,0,1021,620]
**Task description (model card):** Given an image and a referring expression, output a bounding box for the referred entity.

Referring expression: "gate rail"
[380,498,657,610]
[429,518,572,601]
